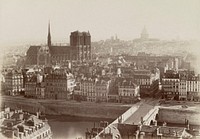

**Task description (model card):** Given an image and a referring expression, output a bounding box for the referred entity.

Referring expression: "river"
[47,115,113,139]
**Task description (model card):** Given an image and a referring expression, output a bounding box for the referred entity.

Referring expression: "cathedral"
[26,23,91,66]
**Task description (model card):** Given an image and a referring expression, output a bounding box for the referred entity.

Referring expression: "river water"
[47,116,113,139]
[49,120,93,139]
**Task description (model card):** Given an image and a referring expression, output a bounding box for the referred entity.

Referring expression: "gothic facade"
[26,23,91,66]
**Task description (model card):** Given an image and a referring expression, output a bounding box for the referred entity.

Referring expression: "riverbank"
[0,95,131,119]
[46,114,114,123]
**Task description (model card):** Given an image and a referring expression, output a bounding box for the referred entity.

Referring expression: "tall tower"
[70,31,91,62]
[47,21,51,46]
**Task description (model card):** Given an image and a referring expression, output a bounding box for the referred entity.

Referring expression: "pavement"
[124,98,159,125]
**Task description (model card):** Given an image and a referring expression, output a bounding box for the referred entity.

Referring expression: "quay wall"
[158,107,200,125]
[0,96,130,119]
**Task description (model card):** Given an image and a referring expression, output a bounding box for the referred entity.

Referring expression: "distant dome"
[141,26,149,40]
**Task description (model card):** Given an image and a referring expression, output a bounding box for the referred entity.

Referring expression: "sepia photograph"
[0,0,200,139]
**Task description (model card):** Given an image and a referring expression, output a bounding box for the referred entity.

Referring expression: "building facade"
[45,71,68,100]
[133,69,160,98]
[80,80,96,101]
[187,75,200,101]
[118,79,139,103]
[24,73,45,99]
[24,75,37,98]
[162,71,200,101]
[2,71,24,95]
[95,79,111,102]
[162,73,180,100]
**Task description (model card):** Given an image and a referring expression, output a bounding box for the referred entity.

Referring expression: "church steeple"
[47,21,51,46]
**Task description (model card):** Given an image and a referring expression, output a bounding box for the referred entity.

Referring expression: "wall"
[1,96,130,119]
[158,107,200,125]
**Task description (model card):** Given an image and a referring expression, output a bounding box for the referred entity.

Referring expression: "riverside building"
[0,107,52,139]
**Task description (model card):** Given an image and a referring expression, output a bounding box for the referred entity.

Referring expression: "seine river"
[47,115,113,139]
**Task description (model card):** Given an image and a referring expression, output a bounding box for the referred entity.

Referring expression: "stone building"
[45,71,68,100]
[118,79,139,103]
[24,74,37,98]
[26,23,91,66]
[133,69,160,98]
[2,70,24,95]
[162,70,200,101]
[162,72,180,100]
[24,73,45,98]
[95,78,111,102]
[186,74,200,101]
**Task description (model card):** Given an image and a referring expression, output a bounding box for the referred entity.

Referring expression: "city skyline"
[0,0,200,47]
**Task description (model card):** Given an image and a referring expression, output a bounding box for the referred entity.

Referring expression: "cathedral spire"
[47,21,51,46]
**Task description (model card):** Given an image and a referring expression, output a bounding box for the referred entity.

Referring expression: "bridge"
[93,98,160,139]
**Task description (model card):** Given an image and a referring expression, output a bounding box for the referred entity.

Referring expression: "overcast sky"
[0,0,200,47]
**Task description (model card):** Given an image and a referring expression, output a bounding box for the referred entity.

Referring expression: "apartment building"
[118,79,139,103]
[162,72,180,100]
[3,70,24,95]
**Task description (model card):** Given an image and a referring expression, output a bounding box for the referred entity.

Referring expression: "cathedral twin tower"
[26,22,92,66]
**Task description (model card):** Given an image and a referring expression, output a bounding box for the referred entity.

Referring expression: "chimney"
[36,112,40,119]
[156,127,159,135]
[163,121,167,126]
[137,124,142,132]
[187,120,190,130]
[141,117,144,125]
[154,120,157,126]
[109,127,111,134]
[24,130,28,137]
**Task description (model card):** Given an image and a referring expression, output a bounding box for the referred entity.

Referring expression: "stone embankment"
[0,96,131,119]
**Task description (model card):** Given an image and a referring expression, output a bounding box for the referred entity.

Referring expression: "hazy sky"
[0,0,200,46]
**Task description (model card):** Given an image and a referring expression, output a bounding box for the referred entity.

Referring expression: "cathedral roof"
[26,46,40,55]
[27,45,76,56]
[49,46,74,55]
